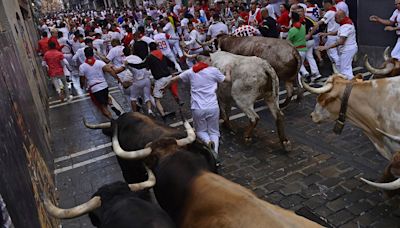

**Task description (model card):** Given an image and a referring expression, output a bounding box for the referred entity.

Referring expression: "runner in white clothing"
[168,61,231,154]
[309,0,340,70]
[162,18,184,59]
[369,0,400,59]
[318,10,357,79]
[154,26,182,72]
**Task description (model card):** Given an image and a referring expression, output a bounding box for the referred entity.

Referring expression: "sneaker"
[111,107,122,116]
[311,74,322,82]
[67,95,73,103]
[148,110,155,117]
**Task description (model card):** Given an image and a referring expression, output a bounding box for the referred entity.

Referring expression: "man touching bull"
[317,10,358,80]
[168,60,231,154]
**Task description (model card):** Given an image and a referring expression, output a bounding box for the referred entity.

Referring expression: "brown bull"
[113,128,324,227]
[302,75,400,193]
[364,47,400,78]
[215,35,302,108]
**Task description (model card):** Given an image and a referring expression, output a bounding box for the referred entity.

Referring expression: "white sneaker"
[67,95,73,103]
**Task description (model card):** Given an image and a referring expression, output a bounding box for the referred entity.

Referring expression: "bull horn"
[43,195,101,219]
[176,121,196,146]
[364,55,394,75]
[383,46,391,61]
[112,125,152,160]
[202,38,215,46]
[183,50,198,59]
[360,177,400,190]
[332,63,339,74]
[83,118,111,129]
[376,128,400,142]
[301,77,333,94]
[128,166,156,191]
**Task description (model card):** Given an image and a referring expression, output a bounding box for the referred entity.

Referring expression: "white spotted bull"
[185,50,291,150]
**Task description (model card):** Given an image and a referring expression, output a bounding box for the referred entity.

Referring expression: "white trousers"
[51,75,70,97]
[339,47,358,80]
[168,40,183,58]
[164,51,182,72]
[392,37,400,60]
[325,36,340,69]
[298,50,307,87]
[192,108,220,153]
[305,40,320,75]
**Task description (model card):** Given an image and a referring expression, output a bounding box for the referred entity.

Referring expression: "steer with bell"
[302,74,400,192]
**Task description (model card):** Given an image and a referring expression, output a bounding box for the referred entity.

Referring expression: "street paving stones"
[49,70,399,228]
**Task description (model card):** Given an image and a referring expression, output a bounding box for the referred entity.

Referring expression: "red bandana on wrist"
[193,62,209,73]
[340,17,353,25]
[329,6,337,12]
[85,57,96,66]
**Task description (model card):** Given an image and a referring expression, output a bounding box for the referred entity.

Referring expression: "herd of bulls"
[43,36,400,227]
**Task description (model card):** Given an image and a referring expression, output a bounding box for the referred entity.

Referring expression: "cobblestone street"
[49,67,400,228]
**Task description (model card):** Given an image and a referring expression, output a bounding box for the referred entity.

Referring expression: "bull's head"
[42,171,155,219]
[301,75,350,123]
[364,47,399,79]
[112,121,196,162]
[361,129,400,193]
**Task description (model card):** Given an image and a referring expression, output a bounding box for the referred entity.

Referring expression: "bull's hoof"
[282,140,292,152]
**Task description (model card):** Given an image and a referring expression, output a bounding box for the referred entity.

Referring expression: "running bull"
[205,35,302,108]
[364,47,400,79]
[83,112,188,184]
[42,179,175,227]
[112,127,323,227]
[185,50,291,150]
[302,74,400,192]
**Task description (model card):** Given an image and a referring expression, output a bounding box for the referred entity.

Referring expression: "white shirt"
[125,55,149,81]
[336,1,349,17]
[108,31,122,41]
[140,36,155,44]
[207,22,229,38]
[390,9,400,35]
[79,60,108,93]
[153,33,173,54]
[73,45,88,64]
[179,66,225,109]
[248,8,261,25]
[163,22,178,39]
[59,27,69,39]
[337,23,357,52]
[94,27,102,34]
[266,5,276,20]
[107,45,125,74]
[71,39,84,54]
[321,10,340,33]
[185,29,202,50]
[173,4,181,16]
[93,39,106,56]
[306,4,320,22]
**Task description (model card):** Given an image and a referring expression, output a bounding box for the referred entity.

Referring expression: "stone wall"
[0,0,57,227]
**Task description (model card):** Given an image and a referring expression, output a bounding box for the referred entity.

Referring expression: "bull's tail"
[279,48,302,109]
[261,60,280,108]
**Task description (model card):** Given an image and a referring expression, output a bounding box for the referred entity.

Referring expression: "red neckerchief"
[335,0,343,2]
[340,17,353,25]
[329,6,337,12]
[193,62,209,73]
[151,50,163,61]
[292,21,302,29]
[85,57,96,66]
